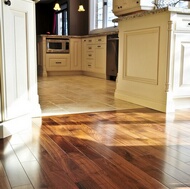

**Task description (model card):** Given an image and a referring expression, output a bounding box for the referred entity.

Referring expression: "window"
[55,3,68,35]
[90,0,117,32]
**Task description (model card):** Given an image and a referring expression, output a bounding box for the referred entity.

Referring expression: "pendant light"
[54,2,61,11]
[78,1,85,12]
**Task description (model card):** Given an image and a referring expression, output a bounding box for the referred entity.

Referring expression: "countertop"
[39,30,119,39]
[113,7,190,22]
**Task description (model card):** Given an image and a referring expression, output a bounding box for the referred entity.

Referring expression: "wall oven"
[46,39,69,53]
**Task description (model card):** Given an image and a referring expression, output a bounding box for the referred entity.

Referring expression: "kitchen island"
[114,7,190,112]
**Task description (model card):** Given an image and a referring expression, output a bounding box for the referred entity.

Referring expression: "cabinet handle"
[188,23,190,26]
[97,45,101,48]
[56,62,62,64]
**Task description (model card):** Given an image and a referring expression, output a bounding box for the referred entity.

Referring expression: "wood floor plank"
[39,108,190,188]
[0,141,31,188]
[0,174,11,189]
[12,185,34,189]
[70,129,168,189]
[0,160,6,178]
[1,108,190,188]
[21,160,49,189]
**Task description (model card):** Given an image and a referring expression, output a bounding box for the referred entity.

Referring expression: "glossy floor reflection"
[38,75,142,116]
[1,107,190,188]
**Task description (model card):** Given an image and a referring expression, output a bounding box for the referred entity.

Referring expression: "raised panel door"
[1,0,33,120]
[94,44,106,74]
[173,33,190,96]
[70,38,82,70]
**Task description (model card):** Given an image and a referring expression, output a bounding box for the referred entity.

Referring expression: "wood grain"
[0,107,190,188]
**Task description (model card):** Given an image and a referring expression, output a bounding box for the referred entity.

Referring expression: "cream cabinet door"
[172,33,190,96]
[94,44,106,74]
[1,0,33,120]
[82,39,87,71]
[70,38,82,70]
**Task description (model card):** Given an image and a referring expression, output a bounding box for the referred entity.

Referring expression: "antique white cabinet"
[70,38,82,70]
[46,53,71,71]
[113,0,155,16]
[38,36,82,76]
[82,36,106,79]
[0,0,41,138]
[115,8,190,112]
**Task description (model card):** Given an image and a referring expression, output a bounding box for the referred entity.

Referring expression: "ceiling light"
[54,3,61,11]
[78,4,85,12]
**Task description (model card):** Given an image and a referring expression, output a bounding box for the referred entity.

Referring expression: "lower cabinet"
[38,35,107,78]
[115,10,190,112]
[82,36,107,78]
[38,36,82,76]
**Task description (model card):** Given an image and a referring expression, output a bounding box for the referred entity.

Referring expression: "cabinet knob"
[4,0,11,6]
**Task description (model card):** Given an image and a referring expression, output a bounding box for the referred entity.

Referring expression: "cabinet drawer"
[86,52,95,59]
[86,60,93,71]
[87,45,94,51]
[82,38,95,44]
[95,44,105,49]
[95,36,106,43]
[46,54,70,71]
[87,38,95,43]
[175,15,190,31]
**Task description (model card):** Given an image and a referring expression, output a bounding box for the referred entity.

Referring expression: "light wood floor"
[0,76,190,189]
[37,75,142,116]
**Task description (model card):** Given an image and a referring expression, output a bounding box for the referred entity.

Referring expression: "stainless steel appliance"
[106,34,119,81]
[46,38,69,53]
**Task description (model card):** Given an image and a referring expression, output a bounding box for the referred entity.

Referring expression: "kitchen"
[36,0,190,114]
[1,0,190,138]
[1,1,190,188]
[36,0,122,116]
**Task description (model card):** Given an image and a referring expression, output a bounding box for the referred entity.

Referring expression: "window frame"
[55,3,68,35]
[89,0,118,34]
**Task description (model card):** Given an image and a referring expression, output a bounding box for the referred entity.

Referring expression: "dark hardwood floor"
[1,107,190,189]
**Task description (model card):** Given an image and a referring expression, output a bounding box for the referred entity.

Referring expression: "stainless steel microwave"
[46,39,69,53]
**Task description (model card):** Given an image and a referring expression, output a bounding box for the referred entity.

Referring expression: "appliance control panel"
[113,0,156,16]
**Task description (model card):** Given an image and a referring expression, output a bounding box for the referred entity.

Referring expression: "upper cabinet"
[113,0,155,16]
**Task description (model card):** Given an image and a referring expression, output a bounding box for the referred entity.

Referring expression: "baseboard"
[115,89,167,112]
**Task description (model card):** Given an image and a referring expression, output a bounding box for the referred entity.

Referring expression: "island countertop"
[113,7,190,22]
